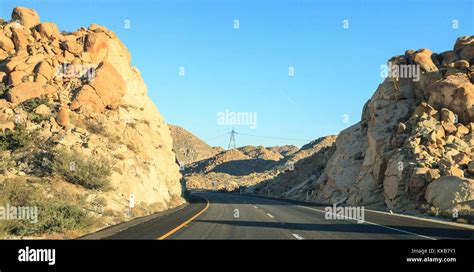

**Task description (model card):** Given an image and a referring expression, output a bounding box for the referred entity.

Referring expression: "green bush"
[51,148,113,190]
[20,97,50,112]
[28,112,51,124]
[0,82,8,98]
[0,179,93,236]
[0,124,38,152]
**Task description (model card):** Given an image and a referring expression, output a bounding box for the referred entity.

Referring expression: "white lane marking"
[252,205,258,209]
[297,205,436,240]
[292,233,304,240]
[266,213,274,218]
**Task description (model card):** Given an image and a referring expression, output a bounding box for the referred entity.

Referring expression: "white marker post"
[129,194,135,217]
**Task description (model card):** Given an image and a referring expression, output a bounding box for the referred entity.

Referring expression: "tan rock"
[440,108,456,123]
[56,107,69,127]
[70,85,104,112]
[72,61,126,113]
[0,99,12,108]
[0,121,15,133]
[11,27,29,51]
[11,7,40,29]
[5,54,28,72]
[429,74,474,124]
[8,70,27,86]
[63,35,83,54]
[448,166,464,178]
[407,48,438,72]
[0,72,6,83]
[33,104,51,115]
[426,169,441,182]
[85,32,108,63]
[6,82,45,104]
[0,33,15,51]
[453,153,470,166]
[37,22,60,39]
[454,36,474,61]
[442,122,457,134]
[26,53,45,65]
[425,176,474,210]
[415,102,437,117]
[456,124,469,136]
[35,61,54,81]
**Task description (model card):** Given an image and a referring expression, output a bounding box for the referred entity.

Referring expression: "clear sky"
[1,0,472,148]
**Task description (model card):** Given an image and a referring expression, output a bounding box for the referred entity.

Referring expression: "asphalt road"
[92,191,474,240]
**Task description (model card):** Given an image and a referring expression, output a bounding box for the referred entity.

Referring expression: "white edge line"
[298,205,436,240]
[364,208,474,230]
[292,233,304,240]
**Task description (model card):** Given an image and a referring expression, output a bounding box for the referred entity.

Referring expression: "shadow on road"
[193,219,474,239]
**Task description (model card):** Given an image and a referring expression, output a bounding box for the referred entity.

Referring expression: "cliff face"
[0,7,184,216]
[311,37,474,219]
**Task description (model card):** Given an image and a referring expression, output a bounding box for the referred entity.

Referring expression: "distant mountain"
[168,125,219,165]
[268,145,299,157]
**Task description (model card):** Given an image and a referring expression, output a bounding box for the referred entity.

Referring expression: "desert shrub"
[20,97,50,112]
[51,148,113,190]
[28,112,51,124]
[0,82,8,98]
[0,179,93,236]
[0,124,38,152]
[85,119,107,135]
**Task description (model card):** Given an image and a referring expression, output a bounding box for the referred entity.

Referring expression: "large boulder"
[428,73,474,124]
[11,28,29,51]
[406,48,439,72]
[11,7,40,29]
[6,82,54,104]
[0,32,15,52]
[37,22,60,40]
[85,32,109,63]
[71,61,126,113]
[425,176,474,210]
[454,36,474,62]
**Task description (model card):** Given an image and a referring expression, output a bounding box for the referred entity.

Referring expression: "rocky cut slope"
[0,7,184,228]
[307,37,474,221]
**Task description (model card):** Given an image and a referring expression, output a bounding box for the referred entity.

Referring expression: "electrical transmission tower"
[228,128,237,150]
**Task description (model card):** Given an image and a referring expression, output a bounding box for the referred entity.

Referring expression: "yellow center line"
[157,198,210,240]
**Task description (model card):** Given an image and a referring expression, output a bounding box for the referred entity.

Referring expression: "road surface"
[88,191,474,240]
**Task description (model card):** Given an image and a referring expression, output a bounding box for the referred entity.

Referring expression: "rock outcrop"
[0,7,184,222]
[305,36,474,220]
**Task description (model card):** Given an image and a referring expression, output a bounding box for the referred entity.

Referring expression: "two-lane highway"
[86,191,474,240]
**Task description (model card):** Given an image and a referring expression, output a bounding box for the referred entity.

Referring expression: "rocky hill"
[0,7,184,237]
[256,37,474,223]
[185,136,336,192]
[169,124,219,165]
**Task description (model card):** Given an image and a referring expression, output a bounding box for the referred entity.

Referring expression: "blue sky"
[1,0,472,148]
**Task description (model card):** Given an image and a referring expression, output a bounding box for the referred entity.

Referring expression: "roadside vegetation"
[0,178,94,237]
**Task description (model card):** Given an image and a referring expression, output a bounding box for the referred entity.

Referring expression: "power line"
[205,130,312,146]
[237,132,312,142]
[205,133,230,142]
